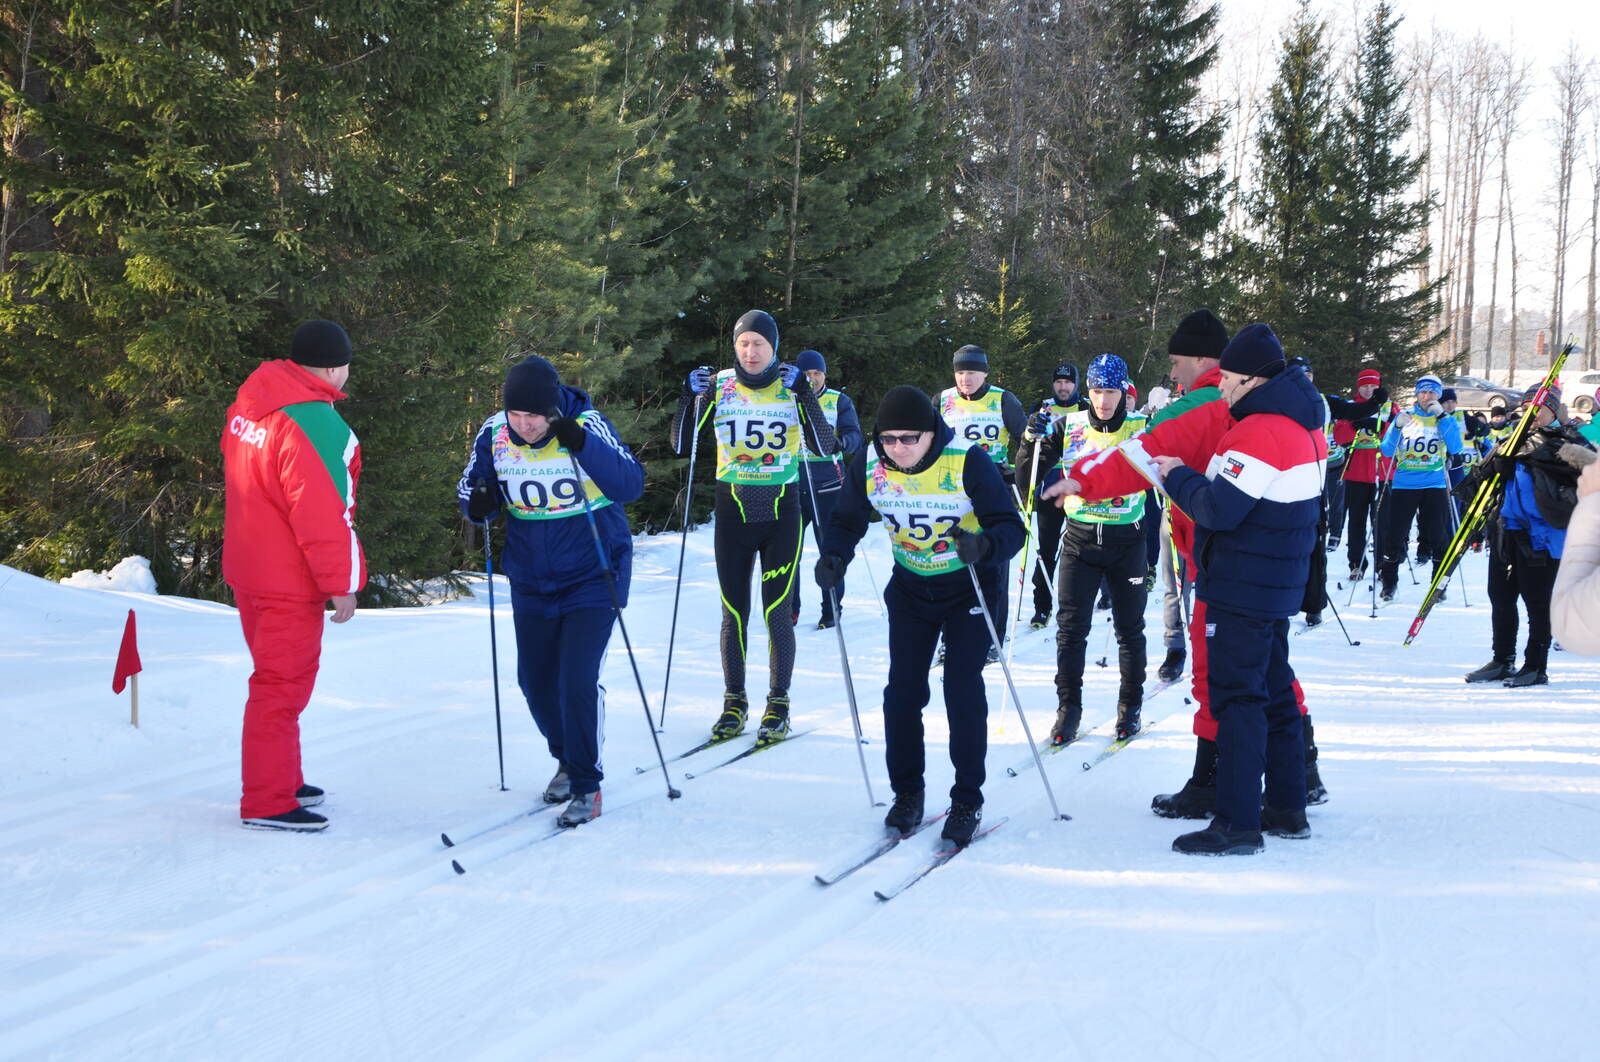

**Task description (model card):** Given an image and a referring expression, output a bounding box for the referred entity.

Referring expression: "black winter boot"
[1172,816,1263,856]
[1115,702,1141,741]
[1157,648,1186,683]
[941,800,983,846]
[1152,737,1217,819]
[1304,716,1327,806]
[1465,658,1514,683]
[1503,666,1548,688]
[1260,805,1310,839]
[1050,702,1083,747]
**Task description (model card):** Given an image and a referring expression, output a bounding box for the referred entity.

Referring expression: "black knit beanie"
[502,355,562,415]
[1167,309,1230,361]
[291,320,353,368]
[733,309,780,357]
[952,345,989,371]
[1218,323,1286,378]
[875,386,939,434]
[1054,362,1078,383]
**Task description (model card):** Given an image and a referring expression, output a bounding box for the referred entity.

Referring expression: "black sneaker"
[1157,649,1186,683]
[756,695,792,744]
[242,807,328,832]
[296,784,325,808]
[1325,538,1340,552]
[1029,610,1050,630]
[1503,667,1548,688]
[941,801,982,846]
[1172,816,1264,855]
[1465,659,1513,683]
[1115,703,1141,741]
[884,789,926,835]
[711,693,749,740]
[1304,611,1323,628]
[1049,704,1082,747]
[1380,585,1396,603]
[1260,805,1311,839]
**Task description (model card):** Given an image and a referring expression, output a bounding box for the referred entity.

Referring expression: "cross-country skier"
[1340,368,1400,583]
[1037,353,1149,745]
[1150,324,1324,855]
[790,348,862,630]
[223,320,365,832]
[939,346,1026,662]
[1378,373,1463,600]
[816,386,1023,846]
[670,310,838,744]
[458,356,644,827]
[1014,363,1085,630]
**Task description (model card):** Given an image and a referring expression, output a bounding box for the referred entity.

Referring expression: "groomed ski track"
[2,529,1597,1060]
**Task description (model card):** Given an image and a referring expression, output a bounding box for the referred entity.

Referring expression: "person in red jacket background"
[222,320,366,832]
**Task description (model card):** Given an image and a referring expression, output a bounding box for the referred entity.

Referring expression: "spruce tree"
[1239,0,1342,363]
[1324,0,1441,384]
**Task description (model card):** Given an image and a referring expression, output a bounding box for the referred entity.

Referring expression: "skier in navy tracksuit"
[458,356,644,828]
[791,348,863,628]
[1152,325,1324,855]
[817,386,1023,846]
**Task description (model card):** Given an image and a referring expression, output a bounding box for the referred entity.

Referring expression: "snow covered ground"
[2,528,1597,1060]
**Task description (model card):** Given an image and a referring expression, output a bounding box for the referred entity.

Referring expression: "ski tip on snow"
[441,832,454,848]
[451,859,466,875]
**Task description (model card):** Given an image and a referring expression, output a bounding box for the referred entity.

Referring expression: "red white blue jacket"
[1162,366,1327,620]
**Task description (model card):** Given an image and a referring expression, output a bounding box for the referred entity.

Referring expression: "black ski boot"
[296,784,325,808]
[1379,582,1396,603]
[985,642,1001,665]
[1172,816,1263,855]
[1465,658,1513,683]
[1304,611,1323,628]
[711,692,749,740]
[1503,666,1548,688]
[1049,702,1083,747]
[1260,805,1310,839]
[1157,648,1186,683]
[941,800,983,846]
[1303,716,1328,805]
[242,807,328,832]
[756,694,791,744]
[1029,610,1050,630]
[1152,737,1217,819]
[1115,702,1141,741]
[884,789,925,835]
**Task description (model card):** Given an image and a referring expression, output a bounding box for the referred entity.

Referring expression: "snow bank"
[59,554,158,594]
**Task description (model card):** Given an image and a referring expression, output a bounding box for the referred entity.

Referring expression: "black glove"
[1025,409,1053,440]
[815,553,846,590]
[1373,386,1389,405]
[466,478,500,523]
[551,416,587,453]
[951,528,992,565]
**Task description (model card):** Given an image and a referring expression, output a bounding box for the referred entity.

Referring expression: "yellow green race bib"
[1057,410,1146,525]
[710,369,802,486]
[490,412,612,520]
[866,443,982,576]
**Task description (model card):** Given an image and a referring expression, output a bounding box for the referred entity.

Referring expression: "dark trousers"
[714,491,801,697]
[511,596,613,795]
[1489,530,1558,671]
[1325,462,1348,543]
[1204,605,1306,830]
[1344,479,1384,572]
[796,478,843,622]
[1031,501,1066,617]
[1055,520,1148,708]
[883,572,994,807]
[1380,487,1449,588]
[1143,491,1162,567]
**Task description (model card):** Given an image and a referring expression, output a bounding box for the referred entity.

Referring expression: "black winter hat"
[875,386,939,434]
[1167,309,1230,361]
[952,345,989,371]
[503,355,562,416]
[291,320,353,368]
[733,309,780,356]
[1219,323,1286,378]
[1054,362,1078,383]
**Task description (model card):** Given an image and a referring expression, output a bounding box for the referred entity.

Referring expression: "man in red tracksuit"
[1045,315,1326,820]
[222,321,366,832]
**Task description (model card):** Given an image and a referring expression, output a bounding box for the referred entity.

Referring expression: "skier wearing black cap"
[790,348,863,629]
[939,345,1026,658]
[457,357,644,827]
[1015,362,1087,629]
[1037,353,1150,745]
[670,311,838,743]
[817,386,1023,845]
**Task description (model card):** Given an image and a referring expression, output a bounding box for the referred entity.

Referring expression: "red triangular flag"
[112,609,142,694]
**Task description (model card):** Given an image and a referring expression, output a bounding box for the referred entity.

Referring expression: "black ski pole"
[1325,595,1360,646]
[482,521,507,792]
[967,565,1069,821]
[568,454,682,800]
[796,442,879,807]
[658,385,706,732]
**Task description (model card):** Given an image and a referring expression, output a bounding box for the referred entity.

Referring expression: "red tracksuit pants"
[1188,598,1307,741]
[236,591,324,818]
